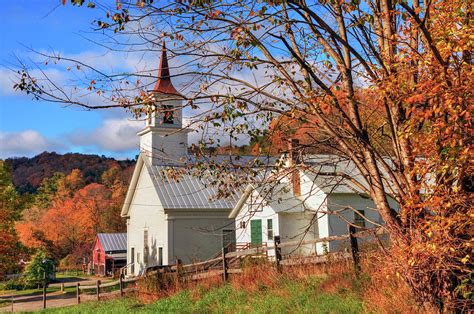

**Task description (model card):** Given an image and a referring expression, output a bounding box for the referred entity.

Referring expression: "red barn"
[92,233,127,276]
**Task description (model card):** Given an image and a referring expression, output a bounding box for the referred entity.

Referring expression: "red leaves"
[405,94,424,104]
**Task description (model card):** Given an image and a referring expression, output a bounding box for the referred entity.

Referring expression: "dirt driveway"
[0,277,105,313]
[0,291,77,312]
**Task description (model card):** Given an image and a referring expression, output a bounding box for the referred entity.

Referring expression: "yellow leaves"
[408,258,416,266]
[461,255,470,264]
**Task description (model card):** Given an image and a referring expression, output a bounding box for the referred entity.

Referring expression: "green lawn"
[35,275,364,314]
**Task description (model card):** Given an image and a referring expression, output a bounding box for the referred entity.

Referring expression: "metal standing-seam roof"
[144,154,275,210]
[97,233,127,252]
[230,154,398,218]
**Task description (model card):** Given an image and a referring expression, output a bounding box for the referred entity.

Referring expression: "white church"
[122,44,397,276]
[121,43,249,275]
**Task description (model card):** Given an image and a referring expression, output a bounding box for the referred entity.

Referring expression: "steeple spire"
[153,41,179,95]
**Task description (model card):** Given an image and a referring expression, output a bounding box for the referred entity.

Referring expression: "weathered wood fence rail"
[75,276,139,304]
[145,226,385,283]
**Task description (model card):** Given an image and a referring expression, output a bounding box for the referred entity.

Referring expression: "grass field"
[35,274,364,314]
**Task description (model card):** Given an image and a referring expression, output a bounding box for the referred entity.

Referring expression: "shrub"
[3,278,25,290]
[23,249,55,287]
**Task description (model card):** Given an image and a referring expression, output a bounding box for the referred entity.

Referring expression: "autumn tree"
[14,0,472,310]
[56,169,85,199]
[100,166,127,232]
[33,183,111,263]
[16,167,126,265]
[0,161,24,278]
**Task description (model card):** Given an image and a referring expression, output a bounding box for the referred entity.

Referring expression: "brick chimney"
[288,138,301,196]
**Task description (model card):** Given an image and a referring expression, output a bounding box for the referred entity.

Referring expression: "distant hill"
[4,152,136,193]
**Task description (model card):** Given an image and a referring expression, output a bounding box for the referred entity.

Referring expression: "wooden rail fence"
[34,226,382,308]
[145,226,385,283]
[75,276,139,304]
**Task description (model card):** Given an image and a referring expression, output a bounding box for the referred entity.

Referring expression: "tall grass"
[38,254,425,313]
[38,272,362,313]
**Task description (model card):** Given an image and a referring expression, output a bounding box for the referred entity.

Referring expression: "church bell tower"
[138,42,189,165]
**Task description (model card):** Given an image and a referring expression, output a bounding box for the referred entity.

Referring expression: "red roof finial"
[153,41,179,95]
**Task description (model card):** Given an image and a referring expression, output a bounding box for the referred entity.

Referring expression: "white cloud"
[183,118,250,147]
[67,118,142,152]
[0,68,21,96]
[0,130,66,158]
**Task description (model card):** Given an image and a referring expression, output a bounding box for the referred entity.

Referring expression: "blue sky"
[0,1,147,160]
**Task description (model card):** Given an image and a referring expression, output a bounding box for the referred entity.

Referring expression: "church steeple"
[153,41,180,96]
[138,42,189,165]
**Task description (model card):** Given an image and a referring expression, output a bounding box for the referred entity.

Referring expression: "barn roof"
[97,233,127,252]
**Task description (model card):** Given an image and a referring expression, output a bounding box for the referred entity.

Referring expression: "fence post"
[119,275,124,297]
[222,247,228,282]
[175,259,182,284]
[96,280,101,301]
[43,272,47,309]
[274,236,282,273]
[348,225,360,274]
[76,283,80,304]
[60,283,64,292]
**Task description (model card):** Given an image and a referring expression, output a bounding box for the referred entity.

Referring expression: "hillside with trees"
[0,153,135,275]
[5,152,135,194]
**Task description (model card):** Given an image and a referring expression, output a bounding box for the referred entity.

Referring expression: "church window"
[158,247,163,265]
[144,230,149,265]
[163,105,174,124]
[130,247,135,274]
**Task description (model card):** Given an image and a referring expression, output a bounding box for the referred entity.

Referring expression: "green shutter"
[250,219,262,246]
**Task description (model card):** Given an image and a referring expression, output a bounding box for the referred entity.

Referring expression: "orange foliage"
[16,167,127,264]
[16,221,44,249]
